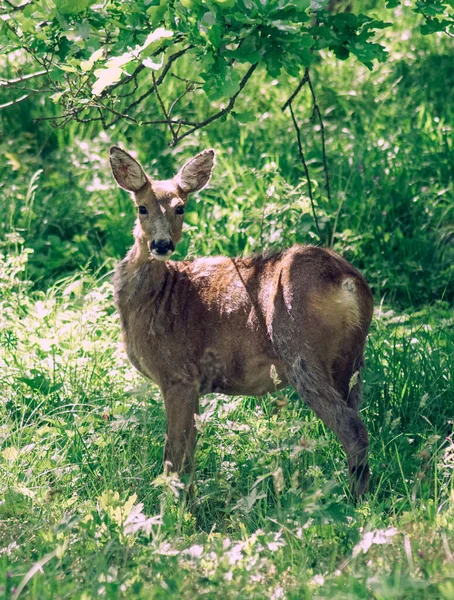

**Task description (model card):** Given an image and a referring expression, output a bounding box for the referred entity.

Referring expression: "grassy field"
[0,1,453,598]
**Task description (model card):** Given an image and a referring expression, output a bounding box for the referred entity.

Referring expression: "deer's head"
[110,146,215,261]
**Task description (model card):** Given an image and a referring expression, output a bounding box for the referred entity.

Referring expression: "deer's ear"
[110,146,148,192]
[175,149,215,194]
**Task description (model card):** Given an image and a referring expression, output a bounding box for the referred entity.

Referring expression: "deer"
[109,146,374,499]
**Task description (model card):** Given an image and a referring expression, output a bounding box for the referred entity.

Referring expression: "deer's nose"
[151,239,175,255]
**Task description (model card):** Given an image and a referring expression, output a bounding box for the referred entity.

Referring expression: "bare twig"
[283,67,333,245]
[0,93,30,110]
[102,62,145,98]
[281,68,309,111]
[0,69,47,87]
[106,45,193,128]
[307,72,332,207]
[171,73,204,86]
[170,63,258,146]
[152,71,176,141]
[140,117,198,126]
[288,102,322,241]
[168,83,198,119]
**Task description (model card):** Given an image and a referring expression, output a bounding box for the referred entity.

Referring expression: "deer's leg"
[162,385,200,474]
[289,355,370,499]
[331,352,365,411]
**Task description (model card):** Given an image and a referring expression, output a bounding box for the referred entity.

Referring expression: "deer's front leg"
[163,385,200,474]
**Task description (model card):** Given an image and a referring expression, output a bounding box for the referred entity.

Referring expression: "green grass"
[0,251,453,599]
[0,2,453,598]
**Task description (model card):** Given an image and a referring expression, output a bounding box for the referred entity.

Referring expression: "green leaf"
[385,0,400,7]
[80,48,104,72]
[212,0,236,7]
[140,27,174,57]
[203,65,241,101]
[146,0,169,26]
[231,33,261,63]
[262,46,284,77]
[55,0,95,15]
[92,66,123,96]
[420,18,453,35]
[232,110,255,123]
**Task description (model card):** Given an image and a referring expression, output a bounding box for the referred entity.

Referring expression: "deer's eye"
[138,205,148,215]
[175,205,185,215]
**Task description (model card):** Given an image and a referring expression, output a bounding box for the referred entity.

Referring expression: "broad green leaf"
[80,47,104,72]
[146,0,169,25]
[231,33,261,63]
[203,67,241,101]
[92,66,123,96]
[140,27,174,57]
[143,55,165,70]
[55,0,95,15]
[211,0,236,7]
[420,18,453,34]
[232,110,255,123]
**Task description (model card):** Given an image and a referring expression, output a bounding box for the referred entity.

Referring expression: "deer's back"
[114,245,372,395]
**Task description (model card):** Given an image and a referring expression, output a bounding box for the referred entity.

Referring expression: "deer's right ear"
[109,146,149,192]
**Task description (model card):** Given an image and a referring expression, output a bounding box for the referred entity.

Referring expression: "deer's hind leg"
[287,353,370,499]
[331,350,365,412]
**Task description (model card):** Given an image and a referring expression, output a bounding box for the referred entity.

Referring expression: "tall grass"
[0,246,453,598]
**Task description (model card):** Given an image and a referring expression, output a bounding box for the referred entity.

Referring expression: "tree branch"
[287,102,322,241]
[152,71,176,141]
[101,62,145,98]
[170,63,258,146]
[105,45,193,128]
[0,93,30,110]
[307,72,332,208]
[281,68,309,111]
[0,69,47,87]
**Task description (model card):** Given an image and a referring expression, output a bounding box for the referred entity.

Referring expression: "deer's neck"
[116,236,170,304]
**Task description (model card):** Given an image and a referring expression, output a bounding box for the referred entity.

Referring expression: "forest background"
[0,0,453,597]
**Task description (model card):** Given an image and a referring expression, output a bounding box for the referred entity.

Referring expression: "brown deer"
[110,146,374,499]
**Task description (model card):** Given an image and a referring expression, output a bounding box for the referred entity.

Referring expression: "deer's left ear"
[110,146,149,192]
[175,149,215,194]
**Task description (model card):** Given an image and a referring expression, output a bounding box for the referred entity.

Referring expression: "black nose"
[150,239,175,255]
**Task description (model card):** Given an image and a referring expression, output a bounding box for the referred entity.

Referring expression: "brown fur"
[110,147,374,499]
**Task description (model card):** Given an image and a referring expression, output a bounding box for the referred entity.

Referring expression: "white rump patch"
[340,278,361,330]
[176,149,215,193]
[110,146,148,192]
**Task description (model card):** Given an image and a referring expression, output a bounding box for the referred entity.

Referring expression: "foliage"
[0,0,392,136]
[0,0,452,144]
[1,1,452,302]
